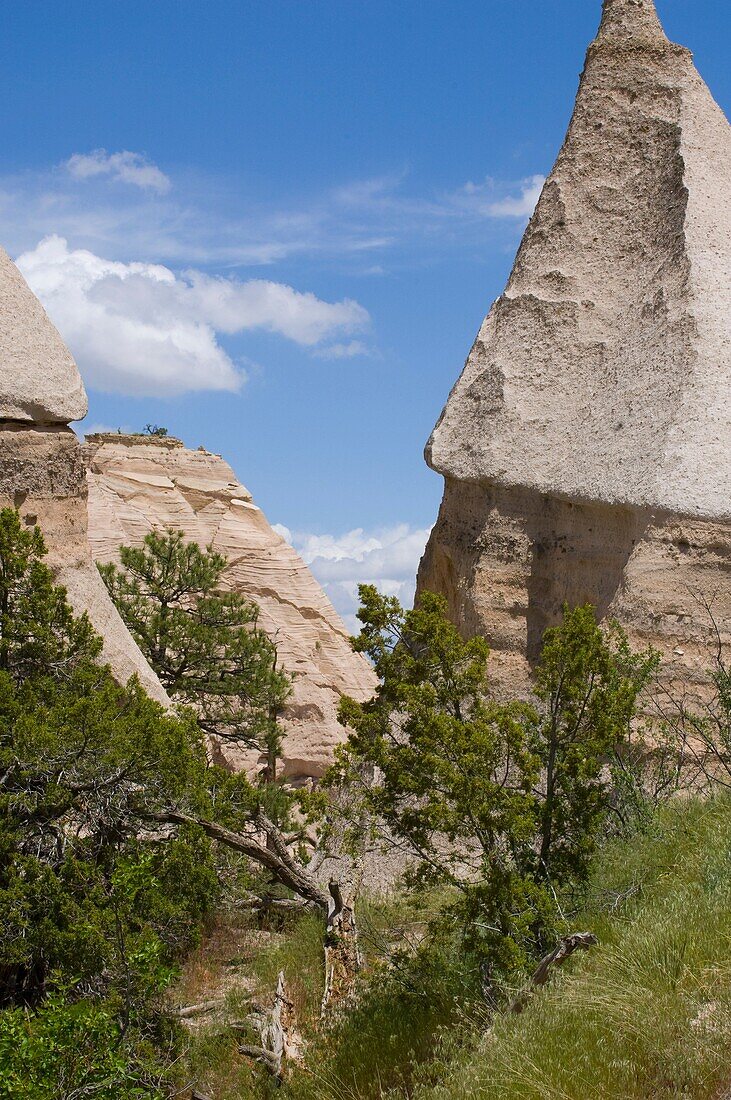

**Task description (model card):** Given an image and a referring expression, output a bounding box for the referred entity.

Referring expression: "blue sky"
[1,0,729,624]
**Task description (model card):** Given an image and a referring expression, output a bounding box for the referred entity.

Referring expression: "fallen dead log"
[511,931,598,1014]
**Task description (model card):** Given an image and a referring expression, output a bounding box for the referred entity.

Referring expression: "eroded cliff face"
[85,435,376,781]
[0,244,168,706]
[419,0,731,699]
[420,480,731,708]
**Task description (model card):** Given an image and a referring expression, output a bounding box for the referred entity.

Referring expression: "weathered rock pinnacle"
[597,0,668,44]
[426,0,731,521]
[419,2,731,704]
[0,244,87,424]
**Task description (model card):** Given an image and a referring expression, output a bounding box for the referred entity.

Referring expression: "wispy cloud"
[65,150,171,193]
[0,157,546,271]
[275,522,431,632]
[313,340,369,360]
[454,174,546,218]
[17,236,370,398]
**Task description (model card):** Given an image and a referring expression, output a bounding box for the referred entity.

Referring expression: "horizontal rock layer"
[85,435,376,780]
[419,478,731,708]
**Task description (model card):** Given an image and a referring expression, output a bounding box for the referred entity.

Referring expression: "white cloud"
[275,523,432,633]
[457,174,546,219]
[65,150,171,194]
[16,236,370,397]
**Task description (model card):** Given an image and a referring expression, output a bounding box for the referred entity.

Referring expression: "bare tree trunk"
[321,878,361,1017]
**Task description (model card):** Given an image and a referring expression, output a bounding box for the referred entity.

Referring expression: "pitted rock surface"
[0,245,87,424]
[426,0,731,520]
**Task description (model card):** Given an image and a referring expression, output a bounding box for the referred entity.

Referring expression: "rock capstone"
[426,0,731,520]
[0,245,87,424]
[419,0,731,704]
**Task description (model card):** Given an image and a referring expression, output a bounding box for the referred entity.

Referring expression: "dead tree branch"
[511,932,598,1014]
[143,808,329,911]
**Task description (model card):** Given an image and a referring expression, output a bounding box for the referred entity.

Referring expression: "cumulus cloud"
[457,174,546,219]
[65,150,172,193]
[274,523,432,632]
[16,236,370,397]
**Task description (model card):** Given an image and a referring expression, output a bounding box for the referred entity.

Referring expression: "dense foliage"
[337,587,658,978]
[0,509,217,1090]
[6,510,720,1100]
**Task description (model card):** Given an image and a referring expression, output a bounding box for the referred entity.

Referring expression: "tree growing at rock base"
[336,587,657,978]
[99,530,290,768]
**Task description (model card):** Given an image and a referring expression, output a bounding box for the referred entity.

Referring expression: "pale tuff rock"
[85,436,377,781]
[426,0,731,520]
[420,480,731,709]
[0,237,166,703]
[420,1,731,698]
[0,425,169,705]
[0,245,87,424]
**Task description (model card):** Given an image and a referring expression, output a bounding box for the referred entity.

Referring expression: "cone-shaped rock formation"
[420,1,731,701]
[427,0,731,520]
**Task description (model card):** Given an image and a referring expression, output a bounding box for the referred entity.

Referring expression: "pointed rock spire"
[596,0,668,44]
[426,2,731,521]
[0,244,87,424]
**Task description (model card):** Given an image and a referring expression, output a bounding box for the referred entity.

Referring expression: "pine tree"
[99,530,290,761]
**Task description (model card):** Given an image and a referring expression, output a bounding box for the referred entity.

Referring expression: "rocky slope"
[85,435,376,780]
[419,0,731,702]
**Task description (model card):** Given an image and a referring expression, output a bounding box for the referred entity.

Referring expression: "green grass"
[285,889,483,1100]
[408,795,731,1100]
[179,797,731,1099]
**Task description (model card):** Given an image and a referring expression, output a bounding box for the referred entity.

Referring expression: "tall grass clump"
[408,794,731,1100]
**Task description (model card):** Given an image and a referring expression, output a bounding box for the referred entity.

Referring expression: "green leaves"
[0,996,164,1099]
[100,529,290,761]
[0,508,100,682]
[534,605,659,882]
[338,588,657,979]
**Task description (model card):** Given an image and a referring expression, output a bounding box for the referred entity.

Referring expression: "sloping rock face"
[0,248,167,705]
[0,245,87,424]
[85,436,377,781]
[419,0,731,702]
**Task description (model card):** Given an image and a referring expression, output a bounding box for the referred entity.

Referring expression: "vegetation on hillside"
[3,511,731,1098]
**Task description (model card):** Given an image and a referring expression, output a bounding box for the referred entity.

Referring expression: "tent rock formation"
[0,245,168,704]
[419,0,731,701]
